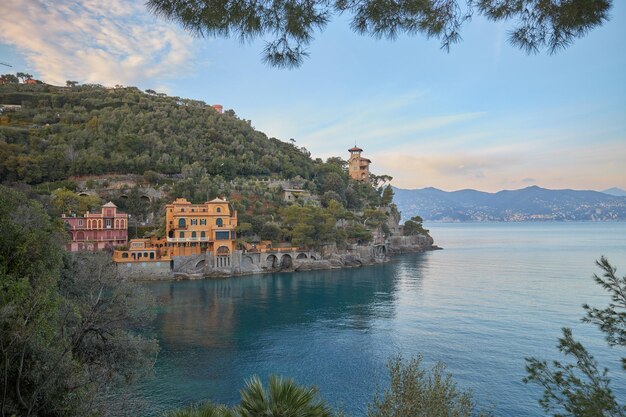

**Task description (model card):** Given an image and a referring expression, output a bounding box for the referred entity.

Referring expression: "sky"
[0,0,625,192]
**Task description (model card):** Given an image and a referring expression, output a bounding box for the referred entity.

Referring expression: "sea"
[133,222,626,416]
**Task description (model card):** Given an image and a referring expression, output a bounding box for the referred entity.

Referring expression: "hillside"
[0,83,315,183]
[393,185,626,221]
[0,81,422,250]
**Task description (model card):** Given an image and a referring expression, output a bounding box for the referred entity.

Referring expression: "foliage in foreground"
[525,257,626,417]
[167,356,489,417]
[0,186,158,417]
[368,355,492,417]
[148,0,612,68]
[167,375,332,417]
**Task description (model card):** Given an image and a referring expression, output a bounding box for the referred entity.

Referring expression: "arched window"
[168,230,174,238]
[216,218,223,227]
[191,231,197,238]
[122,253,128,259]
[201,231,206,238]
[217,207,221,213]
[179,231,185,238]
[115,219,119,228]
[178,218,186,227]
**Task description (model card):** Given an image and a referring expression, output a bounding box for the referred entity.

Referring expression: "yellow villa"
[113,197,237,263]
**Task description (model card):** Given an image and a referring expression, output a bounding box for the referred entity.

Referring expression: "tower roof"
[349,146,363,152]
[102,201,117,208]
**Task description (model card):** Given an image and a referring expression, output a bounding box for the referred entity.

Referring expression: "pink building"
[62,202,128,251]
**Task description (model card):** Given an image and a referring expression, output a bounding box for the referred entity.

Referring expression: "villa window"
[216,218,223,227]
[178,218,186,227]
[200,219,206,225]
[192,231,197,238]
[201,231,206,238]
[191,219,198,225]
[217,207,221,213]
[180,231,185,238]
[106,219,112,228]
[78,219,83,226]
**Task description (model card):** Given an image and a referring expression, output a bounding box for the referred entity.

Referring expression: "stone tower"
[348,145,371,181]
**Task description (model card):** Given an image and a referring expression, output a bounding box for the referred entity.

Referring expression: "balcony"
[167,237,212,243]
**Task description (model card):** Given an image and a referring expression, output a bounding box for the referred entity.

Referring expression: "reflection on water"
[154,260,406,349]
[135,223,626,417]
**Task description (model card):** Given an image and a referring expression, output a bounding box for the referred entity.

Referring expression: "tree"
[367,355,492,417]
[237,375,332,417]
[0,73,19,84]
[381,185,394,206]
[66,80,78,87]
[260,222,282,242]
[403,215,429,236]
[524,257,626,417]
[166,375,332,417]
[148,0,612,68]
[16,72,33,83]
[0,187,158,416]
[50,188,102,216]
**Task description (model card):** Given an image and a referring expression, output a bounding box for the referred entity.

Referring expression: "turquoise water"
[137,222,626,416]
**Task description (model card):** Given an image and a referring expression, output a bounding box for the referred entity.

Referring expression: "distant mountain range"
[602,187,626,197]
[393,186,626,222]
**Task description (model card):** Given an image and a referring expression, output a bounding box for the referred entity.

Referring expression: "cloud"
[0,0,197,86]
[522,177,536,183]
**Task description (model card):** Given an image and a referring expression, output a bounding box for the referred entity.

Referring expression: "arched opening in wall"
[140,195,151,203]
[76,231,85,241]
[122,252,129,259]
[115,219,120,228]
[311,255,317,260]
[243,256,254,267]
[296,253,307,260]
[280,254,293,270]
[216,218,223,227]
[79,192,89,197]
[178,218,186,228]
[149,252,155,259]
[168,230,174,238]
[266,254,278,269]
[216,246,231,268]
[196,260,205,269]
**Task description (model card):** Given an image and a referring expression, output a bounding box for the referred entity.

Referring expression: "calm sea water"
[135,222,626,416]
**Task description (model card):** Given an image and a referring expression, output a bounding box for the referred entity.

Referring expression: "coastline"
[118,234,439,282]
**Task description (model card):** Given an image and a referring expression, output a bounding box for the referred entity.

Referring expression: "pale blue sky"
[1,0,624,191]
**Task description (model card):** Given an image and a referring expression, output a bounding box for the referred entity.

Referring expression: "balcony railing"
[166,237,213,243]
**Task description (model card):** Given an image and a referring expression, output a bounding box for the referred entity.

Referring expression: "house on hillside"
[348,146,371,181]
[62,202,128,251]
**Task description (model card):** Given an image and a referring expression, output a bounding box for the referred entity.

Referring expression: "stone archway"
[243,256,255,268]
[296,253,307,260]
[280,254,293,270]
[266,254,278,269]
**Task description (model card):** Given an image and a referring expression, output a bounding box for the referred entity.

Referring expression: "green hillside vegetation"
[0,82,314,183]
[0,80,414,249]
